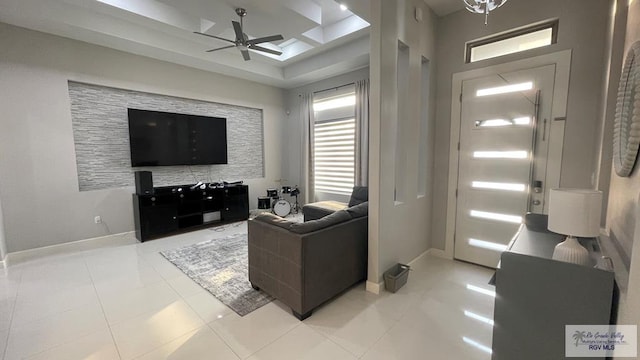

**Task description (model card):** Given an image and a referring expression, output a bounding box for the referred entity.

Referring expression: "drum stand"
[291,194,300,213]
[290,187,301,214]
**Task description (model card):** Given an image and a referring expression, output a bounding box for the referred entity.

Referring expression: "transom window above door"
[466,20,558,63]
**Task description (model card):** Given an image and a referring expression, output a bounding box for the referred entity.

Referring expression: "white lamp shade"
[548,189,602,237]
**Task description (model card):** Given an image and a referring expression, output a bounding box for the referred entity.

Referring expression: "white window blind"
[313,89,356,196]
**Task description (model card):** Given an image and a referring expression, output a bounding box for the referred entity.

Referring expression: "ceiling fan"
[194,8,284,61]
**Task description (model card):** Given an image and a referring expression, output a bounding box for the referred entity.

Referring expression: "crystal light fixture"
[464,0,508,25]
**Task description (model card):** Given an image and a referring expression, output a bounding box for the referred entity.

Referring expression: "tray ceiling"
[0,0,372,88]
[0,0,463,88]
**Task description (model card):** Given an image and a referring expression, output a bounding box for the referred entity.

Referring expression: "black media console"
[133,184,249,241]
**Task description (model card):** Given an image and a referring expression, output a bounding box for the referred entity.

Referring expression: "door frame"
[444,50,572,259]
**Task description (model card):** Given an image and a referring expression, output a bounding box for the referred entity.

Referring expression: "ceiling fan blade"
[249,44,282,56]
[232,21,244,41]
[206,45,236,52]
[247,34,284,45]
[193,31,235,44]
[241,49,251,61]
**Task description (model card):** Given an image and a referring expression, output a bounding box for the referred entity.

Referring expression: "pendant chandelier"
[464,0,507,25]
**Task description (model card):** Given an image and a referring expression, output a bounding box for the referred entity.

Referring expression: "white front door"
[454,65,555,268]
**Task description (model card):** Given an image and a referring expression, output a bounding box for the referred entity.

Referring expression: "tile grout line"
[128,326,204,360]
[302,322,359,359]
[199,319,241,359]
[82,256,123,360]
[20,328,112,360]
[307,292,398,359]
[206,316,303,360]
[0,269,23,360]
[336,285,426,359]
[244,321,302,359]
[10,264,103,357]
[150,226,290,360]
[155,247,244,360]
[150,231,246,359]
[109,307,203,360]
[111,250,217,359]
[356,317,403,359]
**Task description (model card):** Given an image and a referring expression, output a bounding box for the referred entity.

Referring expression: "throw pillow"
[348,186,369,207]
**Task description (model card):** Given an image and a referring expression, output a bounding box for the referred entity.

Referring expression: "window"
[313,87,356,196]
[466,20,558,63]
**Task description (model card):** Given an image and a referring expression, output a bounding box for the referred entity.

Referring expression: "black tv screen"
[128,108,228,167]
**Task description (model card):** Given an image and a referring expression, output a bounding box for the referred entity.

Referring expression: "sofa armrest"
[301,216,368,312]
[248,215,368,316]
[248,219,304,312]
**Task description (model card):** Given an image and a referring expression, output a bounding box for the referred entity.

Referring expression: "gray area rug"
[160,233,274,316]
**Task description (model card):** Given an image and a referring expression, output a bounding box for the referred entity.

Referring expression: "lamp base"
[552,236,591,266]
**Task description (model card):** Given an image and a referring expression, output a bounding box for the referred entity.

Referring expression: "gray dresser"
[491,214,618,360]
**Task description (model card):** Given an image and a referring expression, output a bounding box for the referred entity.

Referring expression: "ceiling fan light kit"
[194,8,284,61]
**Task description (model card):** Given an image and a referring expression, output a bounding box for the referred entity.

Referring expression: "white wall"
[604,0,640,344]
[432,0,611,250]
[283,67,370,202]
[0,23,286,253]
[0,198,7,260]
[368,0,438,285]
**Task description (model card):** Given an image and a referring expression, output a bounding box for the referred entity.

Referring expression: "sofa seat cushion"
[290,210,352,234]
[303,200,347,213]
[302,200,347,221]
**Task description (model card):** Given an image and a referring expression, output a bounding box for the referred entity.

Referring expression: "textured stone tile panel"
[68,81,264,191]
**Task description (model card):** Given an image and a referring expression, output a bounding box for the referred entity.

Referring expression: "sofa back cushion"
[346,201,368,218]
[253,212,295,230]
[349,186,368,207]
[290,210,352,234]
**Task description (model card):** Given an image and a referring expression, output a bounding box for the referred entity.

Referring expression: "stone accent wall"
[68,81,264,191]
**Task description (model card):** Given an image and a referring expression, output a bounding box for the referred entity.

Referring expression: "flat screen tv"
[128,108,228,167]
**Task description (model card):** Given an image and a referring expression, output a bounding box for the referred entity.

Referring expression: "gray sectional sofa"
[248,189,368,320]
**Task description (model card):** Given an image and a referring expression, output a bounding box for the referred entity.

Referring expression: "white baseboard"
[368,248,452,295]
[426,248,450,259]
[407,248,452,267]
[366,280,382,294]
[6,231,137,266]
[407,249,430,267]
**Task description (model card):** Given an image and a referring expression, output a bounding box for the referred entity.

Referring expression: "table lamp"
[547,189,602,266]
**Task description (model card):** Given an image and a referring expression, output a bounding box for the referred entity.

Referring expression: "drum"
[273,199,291,217]
[258,196,271,210]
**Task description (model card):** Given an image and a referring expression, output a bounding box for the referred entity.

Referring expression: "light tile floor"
[0,221,495,359]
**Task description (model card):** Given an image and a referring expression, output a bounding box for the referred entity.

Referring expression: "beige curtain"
[300,93,315,204]
[355,79,369,186]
